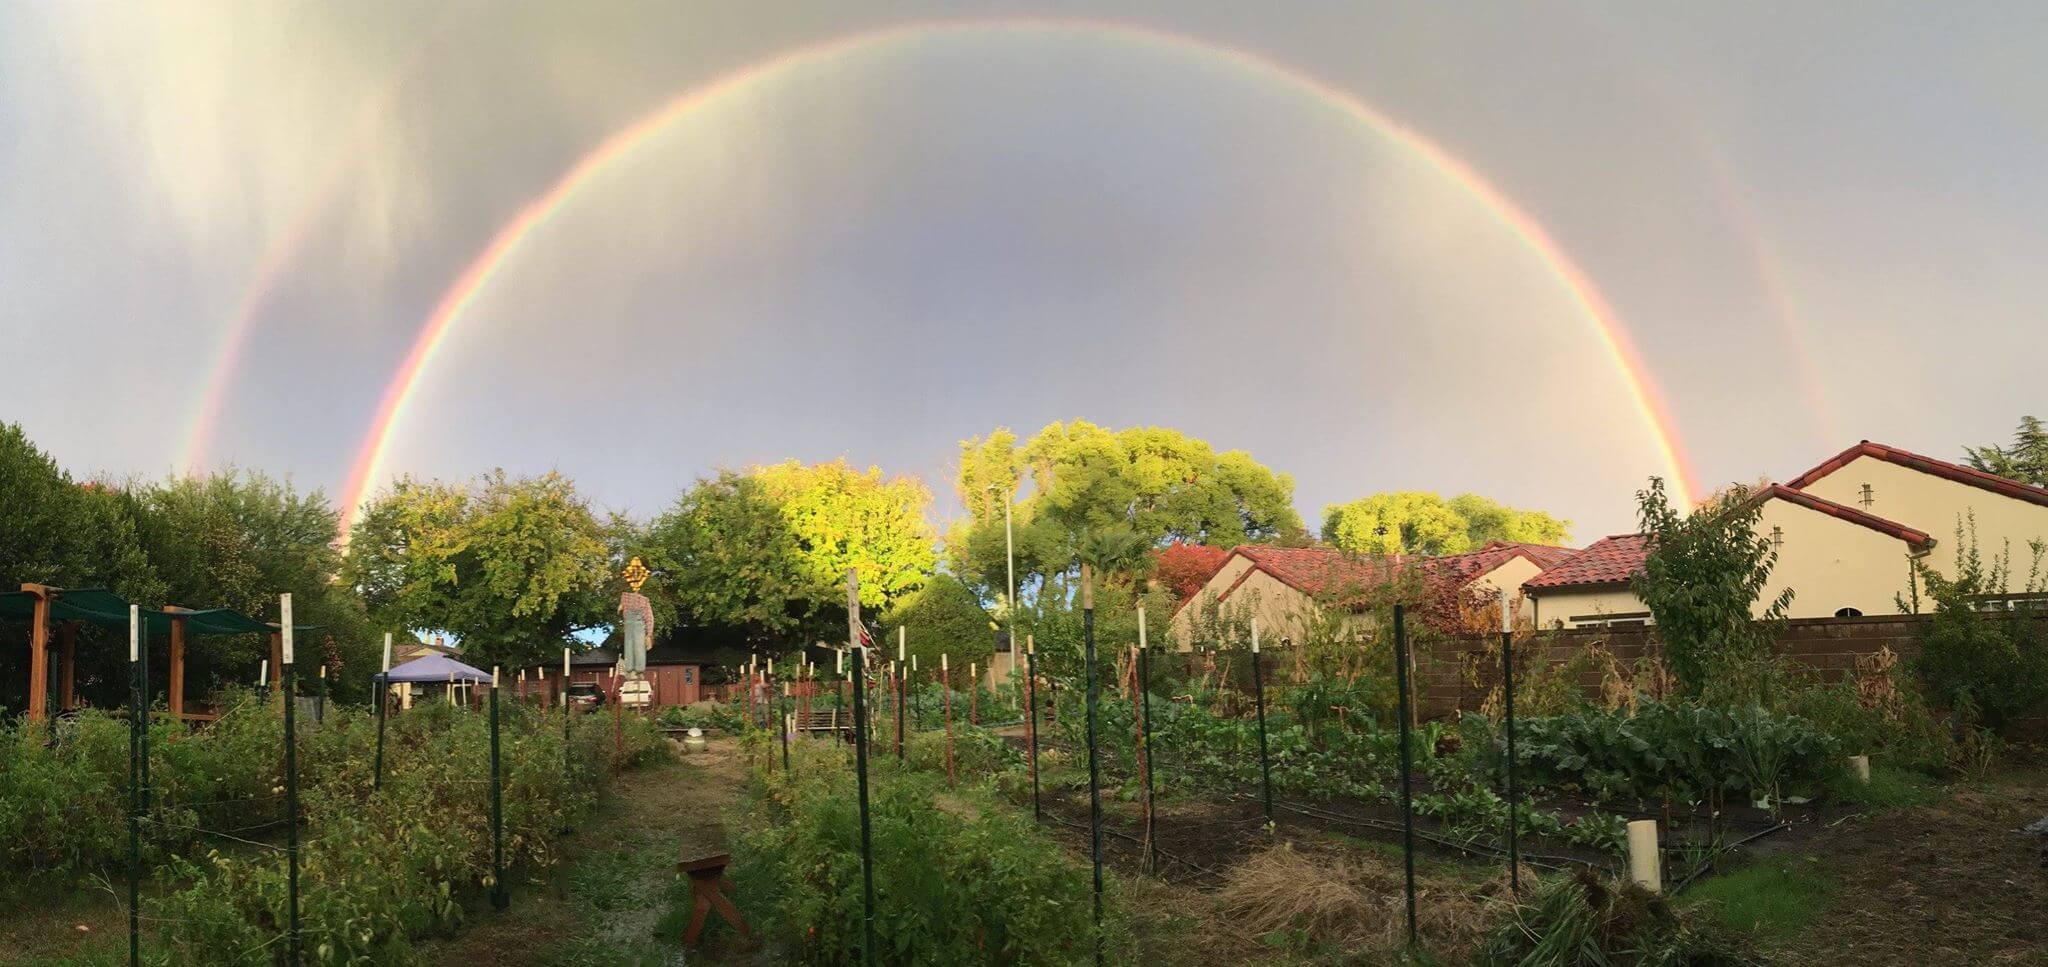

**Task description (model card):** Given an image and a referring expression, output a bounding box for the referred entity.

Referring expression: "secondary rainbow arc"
[335,18,1702,535]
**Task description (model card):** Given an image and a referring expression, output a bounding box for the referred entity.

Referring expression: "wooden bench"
[795,707,854,742]
[677,852,749,948]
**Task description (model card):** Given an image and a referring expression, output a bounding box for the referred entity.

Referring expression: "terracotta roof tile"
[1788,440,2048,509]
[1523,534,1649,591]
[1218,541,1578,603]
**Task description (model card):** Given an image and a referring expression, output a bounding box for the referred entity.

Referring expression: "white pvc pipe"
[1848,755,1871,783]
[1626,820,1661,892]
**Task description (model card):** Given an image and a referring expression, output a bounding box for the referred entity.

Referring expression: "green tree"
[0,422,156,599]
[640,470,821,641]
[343,470,612,670]
[948,421,1305,605]
[134,470,371,700]
[1321,491,1570,556]
[752,460,935,614]
[1632,478,1792,700]
[1964,415,2048,487]
[880,573,999,673]
[640,462,936,643]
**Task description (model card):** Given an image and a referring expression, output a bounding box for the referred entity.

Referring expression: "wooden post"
[165,608,188,718]
[23,584,51,722]
[268,630,284,698]
[59,621,78,710]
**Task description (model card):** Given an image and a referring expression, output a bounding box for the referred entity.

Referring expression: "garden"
[0,687,668,965]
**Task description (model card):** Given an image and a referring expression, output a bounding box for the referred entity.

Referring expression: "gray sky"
[4,1,2043,542]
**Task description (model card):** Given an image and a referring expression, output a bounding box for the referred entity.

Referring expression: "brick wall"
[1414,613,2048,721]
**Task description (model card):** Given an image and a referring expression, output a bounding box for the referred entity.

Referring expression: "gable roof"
[1523,534,1649,592]
[1417,541,1579,586]
[1760,484,1934,550]
[1788,440,2048,509]
[1222,545,1396,600]
[1208,541,1577,606]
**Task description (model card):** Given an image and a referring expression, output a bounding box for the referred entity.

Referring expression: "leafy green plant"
[1902,519,2048,731]
[735,742,1113,964]
[1632,478,1792,703]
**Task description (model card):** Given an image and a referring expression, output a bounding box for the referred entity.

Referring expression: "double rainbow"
[190,19,1710,530]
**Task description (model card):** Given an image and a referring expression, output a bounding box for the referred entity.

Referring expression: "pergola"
[2,583,313,722]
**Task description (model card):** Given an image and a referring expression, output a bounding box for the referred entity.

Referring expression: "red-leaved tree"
[1154,541,1230,601]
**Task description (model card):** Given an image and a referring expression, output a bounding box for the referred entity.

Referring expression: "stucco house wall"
[1529,586,1649,629]
[1798,455,2048,577]
[1755,497,1922,619]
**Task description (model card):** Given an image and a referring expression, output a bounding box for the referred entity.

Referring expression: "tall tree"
[880,573,999,672]
[135,469,371,698]
[948,421,1305,602]
[640,461,936,643]
[1964,415,2048,487]
[1321,491,1570,556]
[343,470,613,670]
[0,422,156,599]
[752,460,936,614]
[640,470,824,642]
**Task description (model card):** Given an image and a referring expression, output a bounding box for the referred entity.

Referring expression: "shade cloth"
[376,652,492,684]
[0,587,314,635]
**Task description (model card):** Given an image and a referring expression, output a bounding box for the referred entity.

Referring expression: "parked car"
[567,682,607,709]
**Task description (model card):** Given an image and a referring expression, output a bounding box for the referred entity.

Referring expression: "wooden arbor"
[6,584,303,722]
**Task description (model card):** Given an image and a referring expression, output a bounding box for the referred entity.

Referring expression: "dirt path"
[1763,764,2048,965]
[420,736,757,966]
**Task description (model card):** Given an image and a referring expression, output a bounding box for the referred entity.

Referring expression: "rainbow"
[176,8,466,476]
[336,19,1701,533]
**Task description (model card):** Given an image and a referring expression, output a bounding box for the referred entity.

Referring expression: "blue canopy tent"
[376,653,492,706]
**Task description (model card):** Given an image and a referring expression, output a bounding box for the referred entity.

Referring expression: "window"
[1834,607,1863,618]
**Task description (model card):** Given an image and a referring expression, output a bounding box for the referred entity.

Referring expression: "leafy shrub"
[735,742,1112,964]
[1903,522,2048,730]
[1515,699,1836,807]
[0,694,674,964]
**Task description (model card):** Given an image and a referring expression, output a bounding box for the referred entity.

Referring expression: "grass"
[1681,856,1830,941]
[1824,762,1942,809]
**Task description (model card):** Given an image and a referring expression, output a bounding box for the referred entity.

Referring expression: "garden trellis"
[3,584,316,722]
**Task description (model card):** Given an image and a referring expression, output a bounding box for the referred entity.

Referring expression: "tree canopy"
[638,461,935,644]
[343,470,615,671]
[1320,491,1570,556]
[1964,415,2048,488]
[880,573,999,674]
[948,421,1305,605]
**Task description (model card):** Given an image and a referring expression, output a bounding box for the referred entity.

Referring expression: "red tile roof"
[1787,440,2048,509]
[1224,545,1397,599]
[1522,534,1649,591]
[1418,541,1579,586]
[1524,487,1936,596]
[1215,541,1576,603]
[1760,484,1933,550]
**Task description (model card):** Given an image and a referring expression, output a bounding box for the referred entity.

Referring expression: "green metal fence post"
[847,572,876,967]
[1393,603,1418,948]
[1250,617,1273,825]
[1137,608,1157,874]
[490,670,507,910]
[1082,565,1104,965]
[128,607,141,967]
[1499,593,1521,895]
[282,595,301,965]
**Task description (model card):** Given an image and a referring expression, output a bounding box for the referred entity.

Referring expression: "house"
[1167,541,1576,649]
[1523,441,2048,629]
[1519,534,1653,629]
